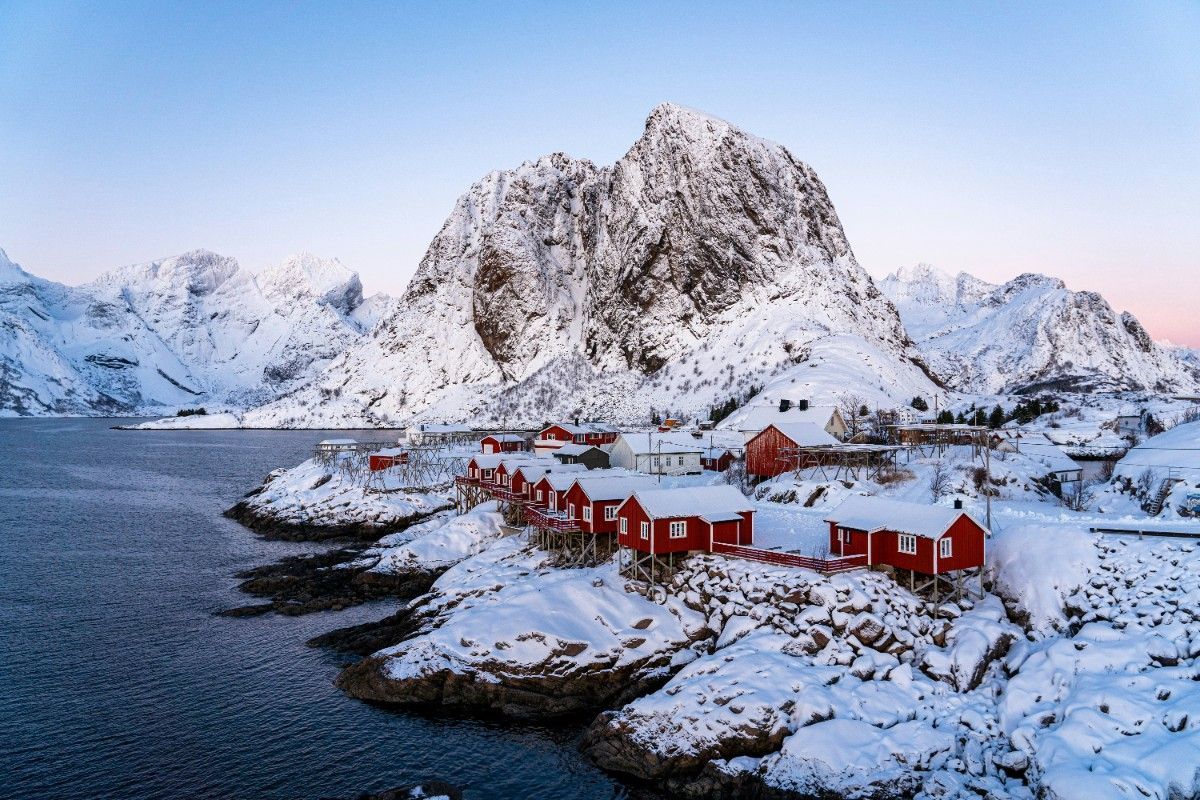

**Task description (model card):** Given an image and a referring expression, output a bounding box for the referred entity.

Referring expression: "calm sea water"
[0,418,631,800]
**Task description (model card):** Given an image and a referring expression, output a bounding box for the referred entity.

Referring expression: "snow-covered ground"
[231,453,453,535]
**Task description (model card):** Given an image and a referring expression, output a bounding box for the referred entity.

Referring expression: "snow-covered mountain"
[0,247,387,416]
[242,103,943,428]
[880,263,1200,395]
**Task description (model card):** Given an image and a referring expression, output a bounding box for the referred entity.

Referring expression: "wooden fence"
[710,542,867,574]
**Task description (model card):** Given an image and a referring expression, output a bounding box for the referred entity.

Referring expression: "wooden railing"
[454,475,480,486]
[527,508,580,532]
[710,542,868,573]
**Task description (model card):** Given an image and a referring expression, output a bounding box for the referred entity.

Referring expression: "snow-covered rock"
[337,538,709,718]
[880,264,1200,395]
[243,103,941,428]
[0,247,385,416]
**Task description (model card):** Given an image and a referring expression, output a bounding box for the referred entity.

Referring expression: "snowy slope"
[0,247,385,416]
[880,264,1200,395]
[243,103,941,428]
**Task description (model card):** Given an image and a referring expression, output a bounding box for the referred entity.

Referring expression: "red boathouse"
[824,495,987,576]
[745,422,841,479]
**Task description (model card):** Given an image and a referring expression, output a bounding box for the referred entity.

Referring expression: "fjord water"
[0,418,628,800]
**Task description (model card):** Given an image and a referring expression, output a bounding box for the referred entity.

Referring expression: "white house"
[608,433,704,475]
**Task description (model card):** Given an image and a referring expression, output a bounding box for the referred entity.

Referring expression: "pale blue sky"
[2,1,1197,344]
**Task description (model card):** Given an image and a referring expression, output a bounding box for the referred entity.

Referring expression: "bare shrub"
[929,460,951,501]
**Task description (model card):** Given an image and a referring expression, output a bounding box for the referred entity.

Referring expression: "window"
[839,527,851,543]
[604,506,617,521]
[898,534,917,555]
[575,434,584,443]
[536,490,543,502]
[620,518,628,534]
[677,456,684,466]
[669,521,687,539]
[568,503,576,520]
[939,538,952,558]
[483,469,493,480]
[583,506,592,522]
[640,521,650,540]
[549,494,557,510]
[652,456,661,467]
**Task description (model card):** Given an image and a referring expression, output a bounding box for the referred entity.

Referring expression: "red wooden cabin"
[745,422,840,479]
[617,485,755,554]
[529,468,629,512]
[480,434,527,454]
[511,463,585,501]
[465,453,507,485]
[535,422,621,454]
[492,457,546,492]
[824,496,987,575]
[563,476,656,534]
[368,447,409,471]
[701,447,736,472]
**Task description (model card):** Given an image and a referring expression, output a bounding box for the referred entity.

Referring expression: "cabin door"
[483,443,495,454]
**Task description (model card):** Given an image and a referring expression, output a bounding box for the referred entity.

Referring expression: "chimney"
[574,417,580,426]
[779,398,791,413]
[953,498,963,510]
[799,399,809,411]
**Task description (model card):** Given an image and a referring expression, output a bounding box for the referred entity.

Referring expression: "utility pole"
[982,431,993,532]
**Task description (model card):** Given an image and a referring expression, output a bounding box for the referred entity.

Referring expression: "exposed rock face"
[245,104,938,428]
[0,247,386,415]
[881,264,1200,394]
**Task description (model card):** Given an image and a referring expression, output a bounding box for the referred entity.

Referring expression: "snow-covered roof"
[374,447,405,457]
[537,468,632,491]
[758,422,841,447]
[552,443,604,457]
[482,433,525,443]
[616,432,705,455]
[825,495,985,539]
[468,453,507,469]
[544,421,621,435]
[736,403,839,432]
[1019,434,1081,475]
[498,456,548,472]
[513,462,586,482]
[574,475,657,502]
[318,438,357,445]
[702,446,734,459]
[627,485,754,522]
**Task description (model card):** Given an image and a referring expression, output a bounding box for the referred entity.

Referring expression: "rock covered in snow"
[0,247,385,416]
[243,103,941,428]
[880,263,1200,395]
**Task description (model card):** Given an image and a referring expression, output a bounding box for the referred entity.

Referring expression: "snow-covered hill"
[0,247,386,416]
[880,263,1200,395]
[242,103,942,428]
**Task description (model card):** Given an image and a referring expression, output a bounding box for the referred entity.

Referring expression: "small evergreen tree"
[988,404,1006,429]
[911,396,928,412]
[955,411,967,424]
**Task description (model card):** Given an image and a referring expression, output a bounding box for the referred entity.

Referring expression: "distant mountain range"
[2,104,1196,422]
[0,248,390,416]
[879,263,1199,395]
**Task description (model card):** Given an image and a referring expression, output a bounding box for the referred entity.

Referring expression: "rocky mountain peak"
[260,252,363,314]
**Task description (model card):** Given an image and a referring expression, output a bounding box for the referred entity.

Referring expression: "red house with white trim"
[563,476,656,534]
[465,453,506,485]
[824,495,987,575]
[534,422,621,454]
[617,485,755,554]
[746,422,841,479]
[510,462,585,501]
[480,434,527,454]
[528,468,630,512]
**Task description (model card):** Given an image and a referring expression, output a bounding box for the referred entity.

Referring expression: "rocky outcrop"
[243,103,939,428]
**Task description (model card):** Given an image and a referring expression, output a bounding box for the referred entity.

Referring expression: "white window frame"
[604,505,617,521]
[483,469,493,480]
[898,533,917,555]
[620,517,628,534]
[839,527,851,543]
[568,502,576,520]
[677,456,684,466]
[939,537,952,558]
[669,520,687,539]
[640,521,650,540]
[549,493,557,511]
[536,489,543,502]
[582,506,592,522]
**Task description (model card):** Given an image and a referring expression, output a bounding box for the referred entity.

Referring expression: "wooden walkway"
[710,542,868,574]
